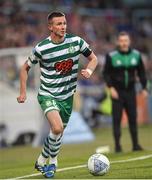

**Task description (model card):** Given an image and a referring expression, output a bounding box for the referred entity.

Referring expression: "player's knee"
[52,125,63,135]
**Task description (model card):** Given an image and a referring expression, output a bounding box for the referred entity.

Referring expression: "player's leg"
[45,110,63,166]
[36,95,73,178]
[36,95,63,178]
[47,95,73,167]
[124,90,143,151]
[112,96,123,152]
[36,110,63,178]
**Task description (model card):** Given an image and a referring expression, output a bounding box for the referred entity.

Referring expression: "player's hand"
[17,94,27,103]
[110,87,119,99]
[81,69,92,79]
[141,89,148,98]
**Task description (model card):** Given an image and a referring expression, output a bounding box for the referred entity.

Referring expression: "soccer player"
[17,12,97,178]
[103,31,148,153]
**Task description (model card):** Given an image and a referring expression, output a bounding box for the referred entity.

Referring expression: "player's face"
[49,16,67,38]
[117,35,131,52]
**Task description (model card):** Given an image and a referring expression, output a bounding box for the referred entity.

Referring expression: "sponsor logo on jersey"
[46,100,52,107]
[55,59,74,74]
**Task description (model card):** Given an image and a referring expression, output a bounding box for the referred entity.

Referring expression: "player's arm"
[79,37,98,78]
[137,55,148,97]
[103,54,119,99]
[17,61,31,103]
[81,51,98,78]
[17,46,41,103]
[103,54,113,87]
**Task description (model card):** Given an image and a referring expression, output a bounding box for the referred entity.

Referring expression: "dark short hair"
[47,11,65,23]
[118,31,130,38]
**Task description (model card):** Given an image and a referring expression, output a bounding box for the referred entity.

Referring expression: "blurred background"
[0,0,152,148]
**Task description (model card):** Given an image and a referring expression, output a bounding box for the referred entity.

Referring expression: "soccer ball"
[87,153,110,176]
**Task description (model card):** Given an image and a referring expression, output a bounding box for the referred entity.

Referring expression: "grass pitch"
[0,125,152,179]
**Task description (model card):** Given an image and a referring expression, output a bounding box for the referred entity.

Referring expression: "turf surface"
[0,125,152,179]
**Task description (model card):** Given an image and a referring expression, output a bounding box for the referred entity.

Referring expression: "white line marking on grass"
[111,154,152,164]
[8,154,152,180]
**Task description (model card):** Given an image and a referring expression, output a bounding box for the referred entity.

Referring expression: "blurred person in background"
[17,12,97,178]
[103,31,148,152]
[90,86,112,127]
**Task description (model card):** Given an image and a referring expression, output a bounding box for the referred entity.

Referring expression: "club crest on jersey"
[131,58,137,65]
[68,45,76,54]
[116,60,122,65]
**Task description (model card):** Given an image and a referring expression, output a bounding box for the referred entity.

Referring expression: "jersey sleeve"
[103,54,113,87]
[79,37,92,57]
[27,46,42,67]
[137,54,147,89]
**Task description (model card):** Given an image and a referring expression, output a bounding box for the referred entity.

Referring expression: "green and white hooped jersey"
[27,34,91,100]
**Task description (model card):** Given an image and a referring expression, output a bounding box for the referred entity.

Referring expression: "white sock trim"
[37,154,48,166]
[49,131,62,141]
[49,156,58,167]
